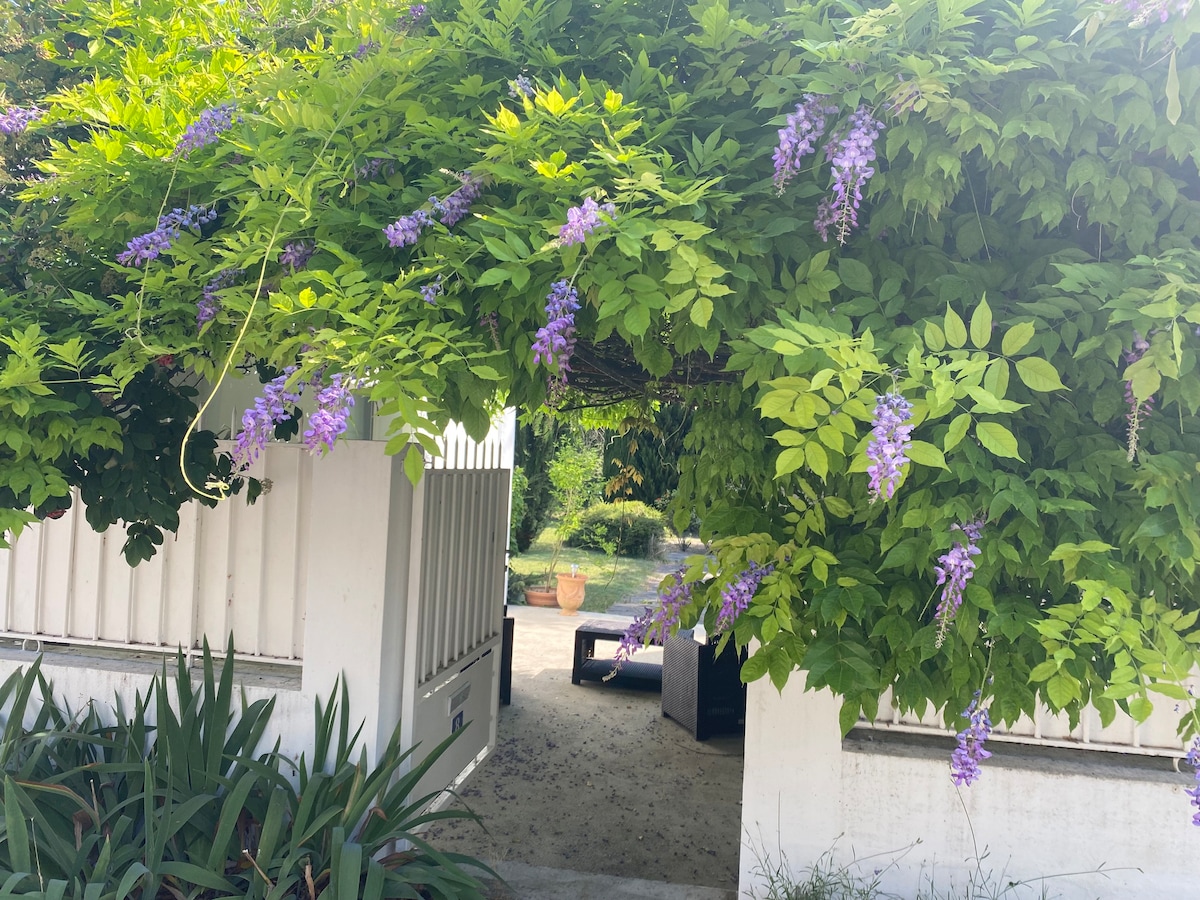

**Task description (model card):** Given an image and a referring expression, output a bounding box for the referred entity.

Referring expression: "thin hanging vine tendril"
[178,55,393,501]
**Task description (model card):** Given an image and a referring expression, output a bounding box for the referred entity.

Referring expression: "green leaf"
[1128,695,1154,722]
[944,305,967,348]
[969,295,993,349]
[944,413,971,452]
[1045,672,1078,709]
[403,445,425,485]
[805,442,829,480]
[740,652,770,683]
[690,296,714,327]
[906,440,948,469]
[924,321,946,352]
[837,258,873,294]
[824,496,854,518]
[975,421,1022,459]
[1166,50,1182,126]
[1015,357,1067,392]
[624,304,651,336]
[1002,322,1036,356]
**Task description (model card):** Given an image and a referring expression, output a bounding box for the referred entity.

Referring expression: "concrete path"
[488,861,737,899]
[427,601,744,894]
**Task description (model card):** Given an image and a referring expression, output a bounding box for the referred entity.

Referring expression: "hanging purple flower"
[715,561,774,632]
[0,106,42,135]
[198,267,243,329]
[384,210,432,248]
[611,569,696,674]
[117,205,217,267]
[174,103,239,158]
[934,519,984,646]
[353,40,380,59]
[1124,333,1154,462]
[509,75,535,99]
[419,275,444,305]
[279,240,315,272]
[773,94,836,194]
[814,106,884,244]
[396,3,428,30]
[866,391,913,503]
[432,171,483,227]
[233,368,302,470]
[559,197,617,246]
[531,280,580,392]
[1186,737,1200,826]
[303,373,356,454]
[950,694,993,786]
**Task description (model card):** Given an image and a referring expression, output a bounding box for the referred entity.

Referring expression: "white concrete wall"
[739,676,1200,899]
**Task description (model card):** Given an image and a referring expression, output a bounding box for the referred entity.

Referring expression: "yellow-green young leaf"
[1166,50,1182,126]
[775,447,806,477]
[906,440,948,469]
[761,615,780,643]
[1028,660,1059,682]
[944,305,967,348]
[824,496,854,517]
[624,304,651,336]
[969,295,993,349]
[403,445,425,485]
[1045,672,1079,709]
[805,442,829,480]
[773,429,806,447]
[1127,695,1154,722]
[469,365,501,380]
[690,296,714,327]
[1002,321,1036,356]
[976,421,1022,459]
[1129,365,1160,402]
[603,89,623,113]
[1015,357,1067,392]
[923,321,946,352]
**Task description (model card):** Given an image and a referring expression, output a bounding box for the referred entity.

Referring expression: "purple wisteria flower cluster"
[233,369,356,468]
[814,107,885,244]
[279,240,315,272]
[508,75,535,99]
[351,157,395,188]
[174,103,239,158]
[419,274,444,304]
[772,94,836,194]
[353,40,380,59]
[430,171,483,227]
[531,280,580,392]
[1124,333,1154,461]
[866,391,913,503]
[559,197,617,247]
[303,373,356,454]
[117,205,216,267]
[198,267,243,329]
[233,367,302,470]
[396,3,428,30]
[950,694,993,786]
[1186,737,1200,826]
[934,519,984,646]
[384,171,482,247]
[610,569,695,673]
[716,561,774,632]
[1104,0,1194,24]
[0,106,42,135]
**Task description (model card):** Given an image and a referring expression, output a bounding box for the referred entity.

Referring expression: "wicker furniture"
[571,619,663,690]
[661,629,747,740]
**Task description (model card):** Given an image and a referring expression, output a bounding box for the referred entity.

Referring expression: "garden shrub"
[567,500,665,558]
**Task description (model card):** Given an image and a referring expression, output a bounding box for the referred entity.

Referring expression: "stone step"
[484,861,737,900]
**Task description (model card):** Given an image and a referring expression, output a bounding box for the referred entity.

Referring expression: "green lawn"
[509,528,664,613]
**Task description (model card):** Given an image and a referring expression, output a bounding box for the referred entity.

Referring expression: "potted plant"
[522,434,602,611]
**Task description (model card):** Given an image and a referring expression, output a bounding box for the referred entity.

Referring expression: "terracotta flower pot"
[524,586,559,608]
[555,573,588,616]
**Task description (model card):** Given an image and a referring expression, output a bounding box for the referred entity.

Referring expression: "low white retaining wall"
[739,676,1200,899]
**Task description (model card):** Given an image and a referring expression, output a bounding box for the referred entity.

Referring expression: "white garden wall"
[0,414,514,795]
[739,676,1200,899]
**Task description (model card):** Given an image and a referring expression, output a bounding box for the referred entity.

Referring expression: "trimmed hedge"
[566,500,665,558]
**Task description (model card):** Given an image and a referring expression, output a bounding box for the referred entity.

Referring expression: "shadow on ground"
[427,606,745,894]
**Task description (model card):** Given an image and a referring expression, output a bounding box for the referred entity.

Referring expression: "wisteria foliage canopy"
[3,0,1200,733]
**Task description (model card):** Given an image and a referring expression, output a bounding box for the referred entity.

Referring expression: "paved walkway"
[427,599,744,895]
